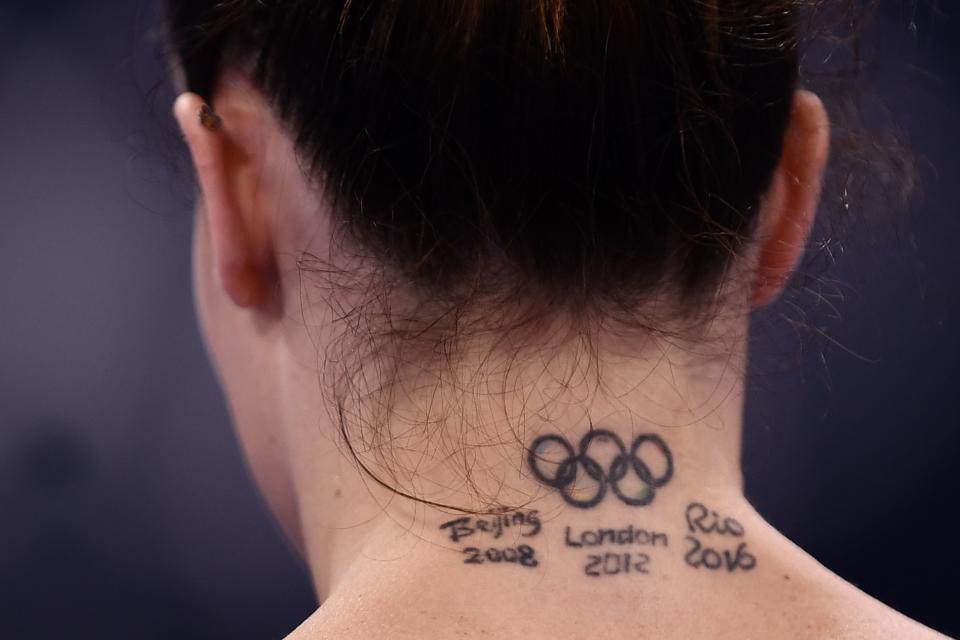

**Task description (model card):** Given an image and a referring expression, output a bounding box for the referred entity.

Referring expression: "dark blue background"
[0,2,956,638]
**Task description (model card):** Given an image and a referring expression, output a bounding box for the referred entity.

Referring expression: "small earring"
[198,103,223,131]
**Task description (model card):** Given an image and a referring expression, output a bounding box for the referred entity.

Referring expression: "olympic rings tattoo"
[527,430,674,509]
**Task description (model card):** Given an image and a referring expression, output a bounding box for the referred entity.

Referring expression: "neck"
[273,322,749,603]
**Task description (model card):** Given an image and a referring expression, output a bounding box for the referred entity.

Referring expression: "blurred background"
[0,1,956,638]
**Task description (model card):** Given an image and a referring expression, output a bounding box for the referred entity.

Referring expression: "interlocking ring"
[527,430,674,509]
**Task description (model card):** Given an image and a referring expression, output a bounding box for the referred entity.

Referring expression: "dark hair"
[164,1,894,511]
[165,0,811,316]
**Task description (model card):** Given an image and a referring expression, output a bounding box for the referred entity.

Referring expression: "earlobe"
[173,92,278,309]
[751,90,831,308]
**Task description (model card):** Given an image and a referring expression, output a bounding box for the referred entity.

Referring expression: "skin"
[173,76,948,639]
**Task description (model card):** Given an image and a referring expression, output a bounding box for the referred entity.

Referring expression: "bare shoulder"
[736,520,951,640]
[280,515,951,640]
[799,594,951,640]
[282,577,951,640]
[803,589,951,640]
[825,585,950,639]
[286,611,949,640]
[283,590,951,640]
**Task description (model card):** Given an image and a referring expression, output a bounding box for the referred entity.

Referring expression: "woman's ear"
[173,91,278,309]
[751,89,831,308]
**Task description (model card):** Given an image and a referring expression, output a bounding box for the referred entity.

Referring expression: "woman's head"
[168,0,828,307]
[166,1,829,525]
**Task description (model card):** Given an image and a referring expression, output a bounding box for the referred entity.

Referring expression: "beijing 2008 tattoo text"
[439,510,542,569]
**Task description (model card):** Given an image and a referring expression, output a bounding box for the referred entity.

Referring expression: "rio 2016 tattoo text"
[683,502,757,573]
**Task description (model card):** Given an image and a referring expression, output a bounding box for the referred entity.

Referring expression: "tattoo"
[439,510,542,543]
[683,502,757,573]
[527,430,674,508]
[564,523,669,577]
[685,502,745,537]
[563,525,669,549]
[439,510,542,570]
[584,552,651,577]
[463,545,539,568]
